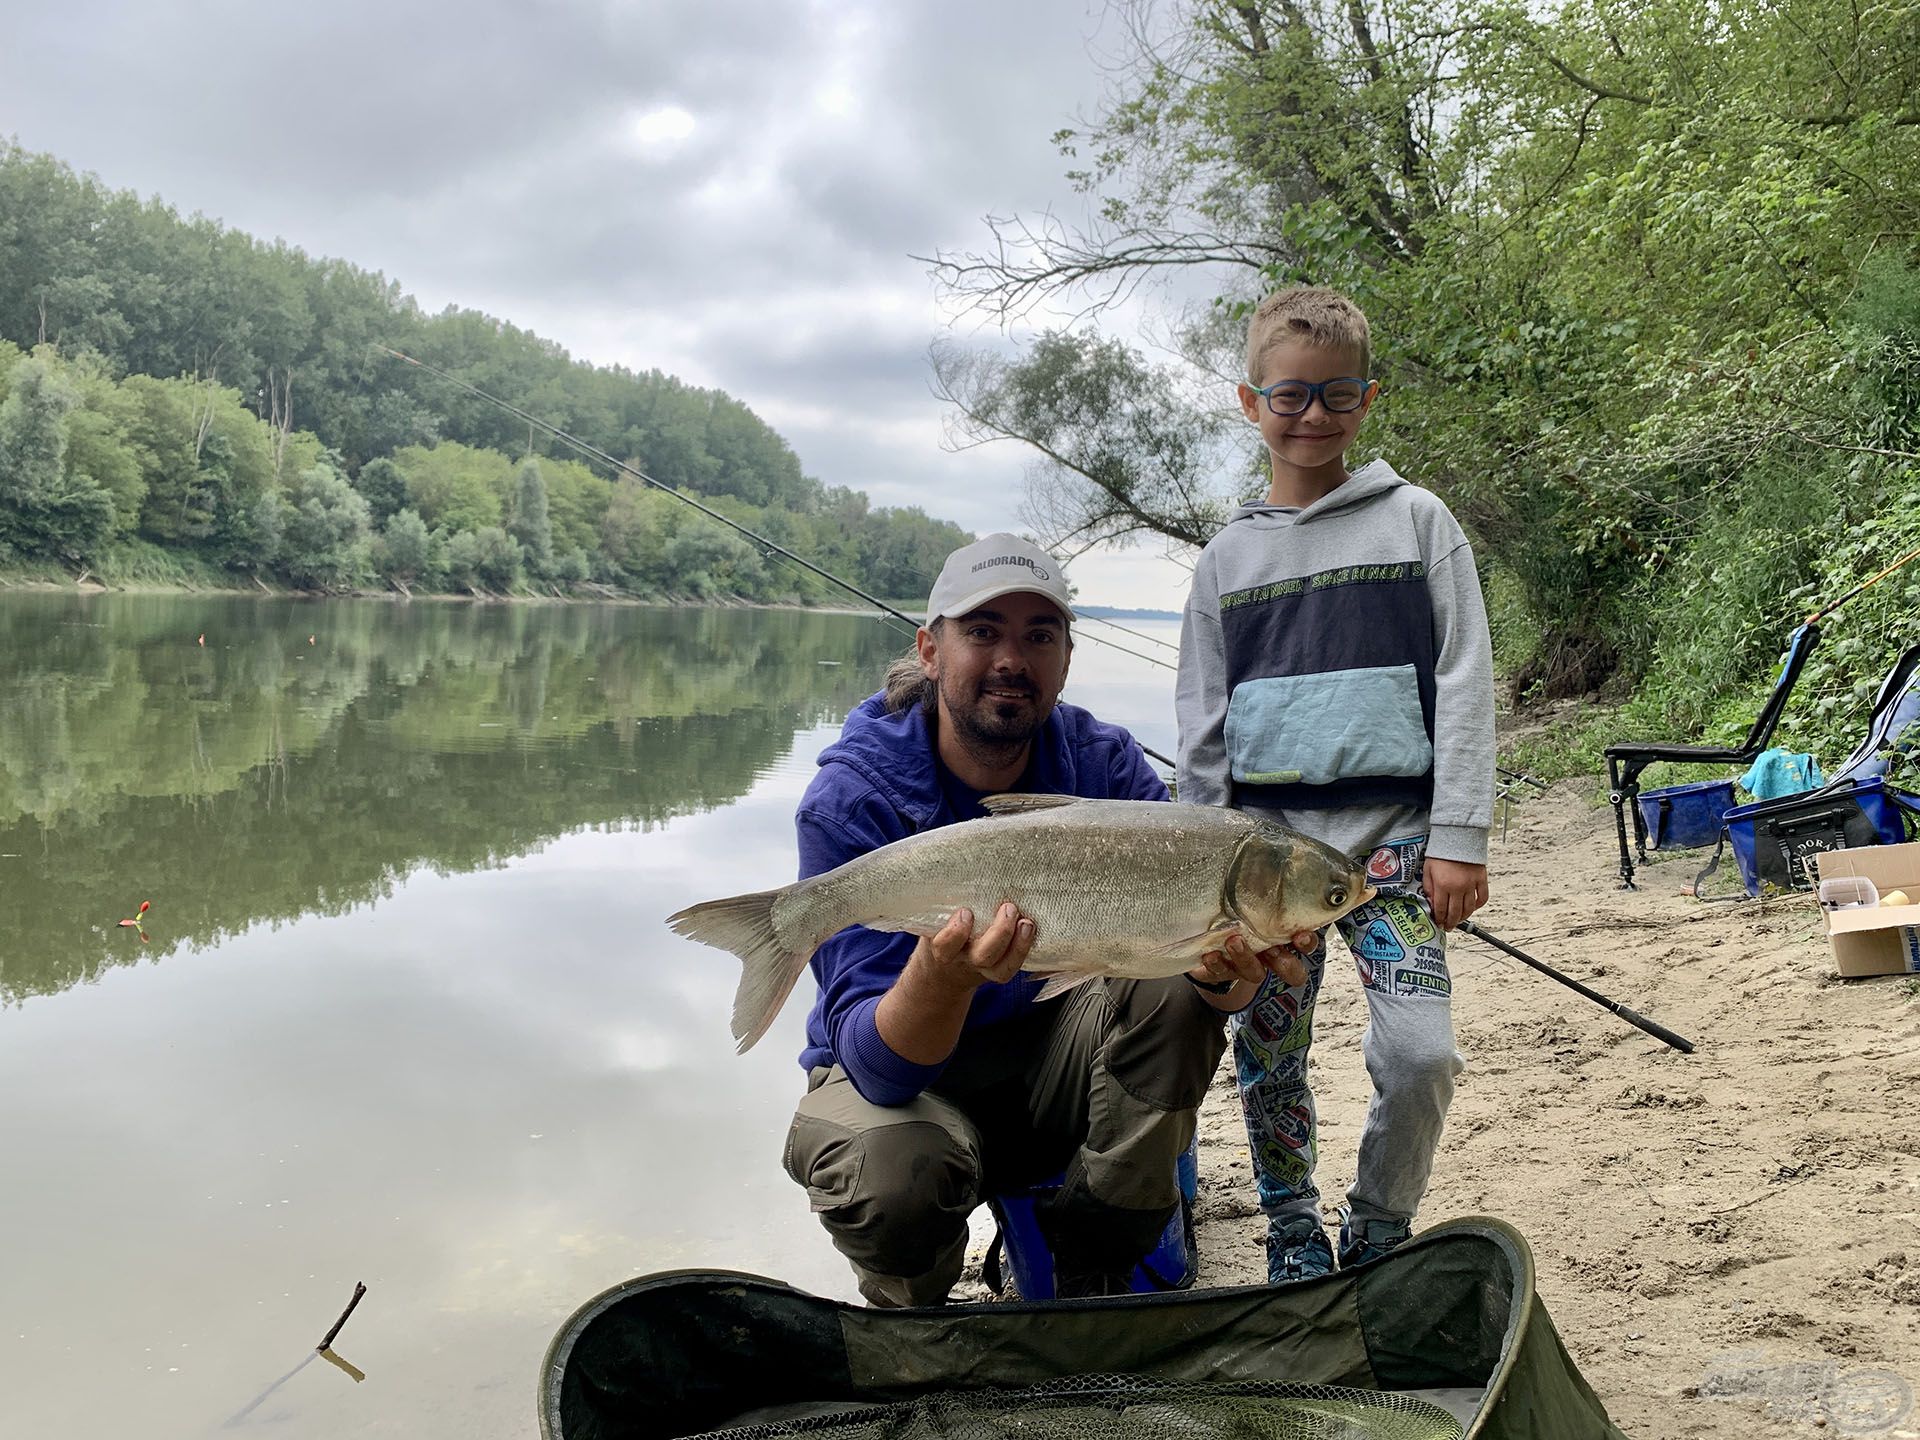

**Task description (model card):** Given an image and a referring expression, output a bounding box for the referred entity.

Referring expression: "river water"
[0,592,1181,1439]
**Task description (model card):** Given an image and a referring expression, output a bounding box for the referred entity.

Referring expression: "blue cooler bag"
[1723,777,1915,897]
[986,1136,1199,1299]
[1636,778,1738,850]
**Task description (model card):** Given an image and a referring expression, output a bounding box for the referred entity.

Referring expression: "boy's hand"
[1422,858,1488,930]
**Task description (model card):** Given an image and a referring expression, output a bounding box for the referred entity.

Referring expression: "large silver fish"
[666,795,1375,1052]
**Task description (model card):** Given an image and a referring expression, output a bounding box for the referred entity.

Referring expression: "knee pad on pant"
[794,1117,979,1280]
[1102,979,1227,1110]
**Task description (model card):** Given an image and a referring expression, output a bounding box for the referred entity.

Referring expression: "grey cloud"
[1,0,1168,583]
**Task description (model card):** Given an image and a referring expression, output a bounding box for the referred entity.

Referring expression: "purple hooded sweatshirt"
[795,691,1168,1105]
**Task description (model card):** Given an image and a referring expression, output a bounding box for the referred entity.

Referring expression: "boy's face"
[1238,339,1376,477]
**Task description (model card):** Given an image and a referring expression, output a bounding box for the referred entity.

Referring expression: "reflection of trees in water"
[0,594,902,1004]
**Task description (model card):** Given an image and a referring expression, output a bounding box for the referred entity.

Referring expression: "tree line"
[931,0,1920,755]
[0,142,968,601]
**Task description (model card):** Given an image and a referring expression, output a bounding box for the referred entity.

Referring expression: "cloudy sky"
[0,0,1230,610]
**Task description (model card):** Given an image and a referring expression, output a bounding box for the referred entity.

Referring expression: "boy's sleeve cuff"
[1426,823,1489,866]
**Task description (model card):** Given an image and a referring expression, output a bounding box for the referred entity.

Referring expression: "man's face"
[917,593,1071,750]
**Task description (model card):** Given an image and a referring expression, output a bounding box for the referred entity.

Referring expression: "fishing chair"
[1605,621,1820,889]
[1821,639,1920,783]
[1690,637,1920,897]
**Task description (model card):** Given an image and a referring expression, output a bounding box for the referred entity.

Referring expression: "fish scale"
[671,796,1374,1052]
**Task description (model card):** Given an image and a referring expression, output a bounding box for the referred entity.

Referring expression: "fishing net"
[688,1373,1466,1440]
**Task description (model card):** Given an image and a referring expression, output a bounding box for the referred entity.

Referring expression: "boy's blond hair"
[1245,286,1371,383]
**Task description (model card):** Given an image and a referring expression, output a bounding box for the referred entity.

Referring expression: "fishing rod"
[1077,610,1181,652]
[373,345,1181,761]
[1806,540,1920,625]
[1456,920,1694,1054]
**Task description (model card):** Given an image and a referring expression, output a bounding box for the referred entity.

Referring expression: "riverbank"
[0,572,919,617]
[1179,785,1918,1437]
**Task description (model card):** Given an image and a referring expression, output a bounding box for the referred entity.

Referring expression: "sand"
[1179,781,1920,1437]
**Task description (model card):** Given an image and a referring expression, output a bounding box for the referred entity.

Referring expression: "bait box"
[1810,843,1920,978]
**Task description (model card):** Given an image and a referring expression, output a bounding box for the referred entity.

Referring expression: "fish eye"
[1327,884,1348,909]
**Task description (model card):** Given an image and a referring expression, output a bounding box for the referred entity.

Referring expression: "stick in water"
[1456,920,1695,1054]
[317,1282,367,1352]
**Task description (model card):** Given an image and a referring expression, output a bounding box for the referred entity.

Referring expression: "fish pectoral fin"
[1032,971,1102,1003]
[978,793,1081,816]
[1152,920,1242,962]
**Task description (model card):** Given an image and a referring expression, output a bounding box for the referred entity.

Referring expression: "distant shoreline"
[1075,605,1180,622]
[0,573,923,617]
[0,573,1177,622]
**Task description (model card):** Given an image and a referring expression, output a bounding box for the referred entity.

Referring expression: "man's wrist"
[1185,973,1236,995]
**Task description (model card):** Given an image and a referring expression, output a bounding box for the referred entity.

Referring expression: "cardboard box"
[1810,843,1920,978]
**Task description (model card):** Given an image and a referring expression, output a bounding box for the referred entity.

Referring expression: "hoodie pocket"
[1225,666,1432,786]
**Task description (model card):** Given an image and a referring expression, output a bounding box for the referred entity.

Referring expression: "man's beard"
[938,673,1045,758]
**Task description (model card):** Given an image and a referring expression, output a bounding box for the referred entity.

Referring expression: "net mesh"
[691,1374,1466,1440]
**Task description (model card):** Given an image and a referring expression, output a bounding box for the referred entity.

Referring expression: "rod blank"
[1457,920,1695,1054]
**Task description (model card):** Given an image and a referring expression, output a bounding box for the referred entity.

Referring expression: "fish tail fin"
[667,887,813,1053]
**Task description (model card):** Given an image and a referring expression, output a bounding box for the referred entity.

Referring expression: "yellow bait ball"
[1881,889,1911,907]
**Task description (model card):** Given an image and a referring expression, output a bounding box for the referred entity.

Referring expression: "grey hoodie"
[1174,460,1495,865]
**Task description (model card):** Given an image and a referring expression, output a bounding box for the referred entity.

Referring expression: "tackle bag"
[1634,779,1738,851]
[984,1135,1199,1299]
[1721,777,1920,897]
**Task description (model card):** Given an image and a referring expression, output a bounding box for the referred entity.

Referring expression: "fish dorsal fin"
[979,793,1081,816]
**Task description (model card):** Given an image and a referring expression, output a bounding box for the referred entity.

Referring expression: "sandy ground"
[1167,781,1920,1438]
[950,777,1920,1434]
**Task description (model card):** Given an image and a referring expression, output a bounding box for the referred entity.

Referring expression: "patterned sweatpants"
[1229,834,1465,1234]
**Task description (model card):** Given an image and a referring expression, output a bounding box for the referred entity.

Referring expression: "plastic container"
[1817,875,1880,910]
[1636,778,1738,851]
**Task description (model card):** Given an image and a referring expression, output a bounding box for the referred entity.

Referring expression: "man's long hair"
[884,635,937,715]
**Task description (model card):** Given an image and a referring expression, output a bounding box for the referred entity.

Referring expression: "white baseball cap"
[925,532,1073,627]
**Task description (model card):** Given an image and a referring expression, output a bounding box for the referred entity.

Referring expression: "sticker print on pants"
[1232,834,1454,1216]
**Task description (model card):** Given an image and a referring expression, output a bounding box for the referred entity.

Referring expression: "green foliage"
[936,0,1920,736]
[391,440,508,534]
[0,140,968,606]
[509,457,554,576]
[378,507,432,585]
[551,546,590,585]
[0,351,116,561]
[280,463,372,591]
[469,526,522,592]
[932,332,1232,548]
[352,457,409,525]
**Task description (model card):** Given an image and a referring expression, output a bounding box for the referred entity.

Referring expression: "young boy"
[1174,286,1495,1282]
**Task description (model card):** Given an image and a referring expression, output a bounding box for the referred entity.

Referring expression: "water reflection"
[0,594,902,1004]
[0,593,1180,1440]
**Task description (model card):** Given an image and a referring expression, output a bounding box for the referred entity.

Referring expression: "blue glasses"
[1249,377,1374,416]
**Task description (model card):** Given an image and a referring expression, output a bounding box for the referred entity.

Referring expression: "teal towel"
[1739,748,1825,800]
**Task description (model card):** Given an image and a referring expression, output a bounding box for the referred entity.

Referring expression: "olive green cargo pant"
[784,977,1227,1307]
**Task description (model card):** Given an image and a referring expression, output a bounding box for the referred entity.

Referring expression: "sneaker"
[1337,1212,1411,1269]
[1266,1219,1335,1284]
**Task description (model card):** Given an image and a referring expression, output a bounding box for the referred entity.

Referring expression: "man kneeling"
[784,534,1307,1304]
